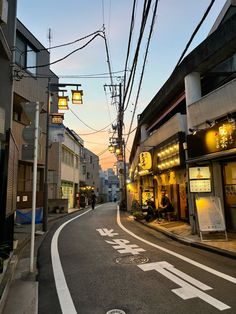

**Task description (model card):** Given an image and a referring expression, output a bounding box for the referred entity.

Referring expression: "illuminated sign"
[51,113,64,124]
[139,152,152,170]
[187,119,236,159]
[189,167,210,180]
[157,141,180,170]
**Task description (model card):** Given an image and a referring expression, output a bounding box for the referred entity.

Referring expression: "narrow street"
[37,203,236,314]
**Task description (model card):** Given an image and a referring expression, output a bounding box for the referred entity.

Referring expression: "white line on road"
[51,207,101,314]
[139,262,230,311]
[117,208,236,284]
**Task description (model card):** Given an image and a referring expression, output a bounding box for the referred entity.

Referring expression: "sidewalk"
[132,216,236,259]
[0,208,81,314]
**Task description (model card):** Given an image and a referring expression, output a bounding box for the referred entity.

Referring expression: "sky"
[17,0,227,170]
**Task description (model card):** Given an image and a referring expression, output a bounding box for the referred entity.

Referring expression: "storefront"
[153,132,188,221]
[61,181,74,209]
[138,151,154,207]
[187,116,236,232]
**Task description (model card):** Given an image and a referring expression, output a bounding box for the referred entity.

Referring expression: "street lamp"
[72,89,83,104]
[43,82,82,232]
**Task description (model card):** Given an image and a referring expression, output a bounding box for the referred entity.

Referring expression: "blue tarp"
[15,207,43,224]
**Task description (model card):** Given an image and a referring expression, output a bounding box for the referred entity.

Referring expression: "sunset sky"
[17,0,226,170]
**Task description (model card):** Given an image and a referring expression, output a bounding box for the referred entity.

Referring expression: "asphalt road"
[37,202,236,314]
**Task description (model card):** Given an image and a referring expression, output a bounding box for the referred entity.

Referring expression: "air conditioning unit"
[0,0,8,24]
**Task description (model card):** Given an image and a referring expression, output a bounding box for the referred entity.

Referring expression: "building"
[0,0,17,249]
[99,168,120,202]
[13,20,59,212]
[79,147,100,205]
[129,1,236,234]
[60,128,84,209]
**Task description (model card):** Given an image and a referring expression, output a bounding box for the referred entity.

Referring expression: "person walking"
[91,192,96,210]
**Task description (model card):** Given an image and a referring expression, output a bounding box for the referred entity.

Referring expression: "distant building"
[99,168,120,202]
[60,128,84,209]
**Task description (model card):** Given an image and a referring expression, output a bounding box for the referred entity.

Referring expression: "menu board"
[190,180,211,192]
[189,166,211,192]
[195,196,226,232]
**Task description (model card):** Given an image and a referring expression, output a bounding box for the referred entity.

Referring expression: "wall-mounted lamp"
[72,89,83,104]
[58,95,69,110]
[206,120,215,127]
[227,113,235,124]
[108,144,115,153]
[115,147,121,154]
[189,128,199,135]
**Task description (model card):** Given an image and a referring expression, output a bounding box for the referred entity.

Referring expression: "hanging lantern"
[58,96,69,110]
[72,90,83,104]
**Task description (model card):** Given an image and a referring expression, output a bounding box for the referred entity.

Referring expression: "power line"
[123,0,153,112]
[126,0,159,144]
[123,0,137,96]
[175,0,216,68]
[22,33,104,70]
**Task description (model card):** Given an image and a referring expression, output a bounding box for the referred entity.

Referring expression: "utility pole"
[105,82,127,210]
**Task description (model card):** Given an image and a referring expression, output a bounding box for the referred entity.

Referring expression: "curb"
[134,218,236,260]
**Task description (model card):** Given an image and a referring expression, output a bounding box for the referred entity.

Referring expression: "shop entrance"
[223,161,236,232]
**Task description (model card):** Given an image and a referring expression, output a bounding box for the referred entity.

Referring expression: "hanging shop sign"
[187,119,236,159]
[139,151,152,170]
[51,112,64,124]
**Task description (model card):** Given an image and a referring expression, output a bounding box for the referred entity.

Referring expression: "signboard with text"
[195,196,226,233]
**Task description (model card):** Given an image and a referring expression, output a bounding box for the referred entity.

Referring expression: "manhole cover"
[115,254,149,265]
[106,310,126,314]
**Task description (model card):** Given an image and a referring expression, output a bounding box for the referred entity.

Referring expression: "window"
[75,155,79,168]
[62,147,74,167]
[15,34,37,76]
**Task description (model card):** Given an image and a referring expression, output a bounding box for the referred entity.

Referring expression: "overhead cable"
[175,0,216,68]
[126,0,159,144]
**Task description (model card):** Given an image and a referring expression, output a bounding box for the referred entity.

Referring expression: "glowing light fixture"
[72,89,83,104]
[58,95,69,110]
[189,128,198,135]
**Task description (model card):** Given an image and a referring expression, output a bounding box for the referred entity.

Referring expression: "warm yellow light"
[72,90,83,104]
[108,145,114,152]
[116,147,121,154]
[58,96,69,110]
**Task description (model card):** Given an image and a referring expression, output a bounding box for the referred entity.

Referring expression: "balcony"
[188,78,236,128]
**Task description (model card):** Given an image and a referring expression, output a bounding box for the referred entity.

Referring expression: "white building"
[61,128,84,209]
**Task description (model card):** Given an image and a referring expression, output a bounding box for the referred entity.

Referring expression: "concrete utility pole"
[104,82,127,210]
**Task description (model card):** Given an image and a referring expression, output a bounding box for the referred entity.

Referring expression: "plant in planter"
[132,210,145,220]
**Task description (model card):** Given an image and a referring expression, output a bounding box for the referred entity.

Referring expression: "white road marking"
[117,208,236,284]
[51,207,101,314]
[139,262,230,311]
[96,228,119,237]
[105,239,145,255]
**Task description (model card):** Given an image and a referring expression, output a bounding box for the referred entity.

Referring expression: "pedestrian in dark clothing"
[91,192,96,210]
[145,199,156,222]
[157,190,173,221]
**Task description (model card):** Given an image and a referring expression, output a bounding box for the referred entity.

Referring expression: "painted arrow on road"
[138,261,230,311]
